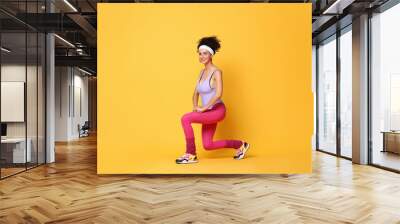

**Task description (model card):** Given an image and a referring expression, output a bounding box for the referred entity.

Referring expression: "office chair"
[79,121,90,138]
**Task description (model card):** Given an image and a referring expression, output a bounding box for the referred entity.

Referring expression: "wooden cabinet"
[382,131,400,154]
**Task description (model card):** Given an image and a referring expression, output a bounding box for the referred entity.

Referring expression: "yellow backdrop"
[98,3,312,174]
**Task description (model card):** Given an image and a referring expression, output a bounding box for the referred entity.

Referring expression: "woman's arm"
[198,69,223,112]
[192,88,199,109]
[192,70,203,111]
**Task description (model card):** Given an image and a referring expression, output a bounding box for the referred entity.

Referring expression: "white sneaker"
[175,153,198,164]
[234,142,250,160]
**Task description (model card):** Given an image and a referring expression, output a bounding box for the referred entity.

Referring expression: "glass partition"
[1,30,28,177]
[317,35,337,154]
[27,30,38,169]
[339,27,352,158]
[38,32,45,165]
[0,1,46,179]
[370,3,400,171]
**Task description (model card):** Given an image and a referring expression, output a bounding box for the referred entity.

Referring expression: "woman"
[176,36,250,164]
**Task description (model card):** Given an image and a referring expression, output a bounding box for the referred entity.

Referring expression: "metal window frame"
[316,0,400,173]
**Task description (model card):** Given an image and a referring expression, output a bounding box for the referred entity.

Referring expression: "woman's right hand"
[193,106,199,112]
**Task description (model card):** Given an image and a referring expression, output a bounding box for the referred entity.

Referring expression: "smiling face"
[198,48,212,64]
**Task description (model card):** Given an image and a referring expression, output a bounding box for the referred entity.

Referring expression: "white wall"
[72,72,89,138]
[1,65,40,137]
[55,67,89,141]
[1,63,46,164]
[1,66,26,138]
[55,66,70,141]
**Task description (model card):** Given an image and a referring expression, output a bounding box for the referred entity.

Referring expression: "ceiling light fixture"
[78,67,93,76]
[63,0,78,12]
[322,0,354,15]
[54,34,75,48]
[1,47,11,53]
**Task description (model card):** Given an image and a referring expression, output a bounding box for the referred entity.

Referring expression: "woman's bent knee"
[203,142,214,150]
[181,112,193,124]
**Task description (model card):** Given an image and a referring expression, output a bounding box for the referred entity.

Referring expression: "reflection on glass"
[27,31,38,169]
[38,32,46,165]
[340,28,352,158]
[371,3,400,171]
[318,36,337,154]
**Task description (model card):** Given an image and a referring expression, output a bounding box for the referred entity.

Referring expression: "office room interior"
[0,0,400,223]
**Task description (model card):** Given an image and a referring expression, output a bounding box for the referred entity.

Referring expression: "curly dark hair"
[197,36,221,54]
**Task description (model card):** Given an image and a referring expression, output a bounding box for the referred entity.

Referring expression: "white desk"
[1,138,31,163]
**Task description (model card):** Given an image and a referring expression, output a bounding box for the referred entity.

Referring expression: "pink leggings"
[181,102,243,155]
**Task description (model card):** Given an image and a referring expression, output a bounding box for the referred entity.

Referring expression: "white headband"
[198,45,214,55]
